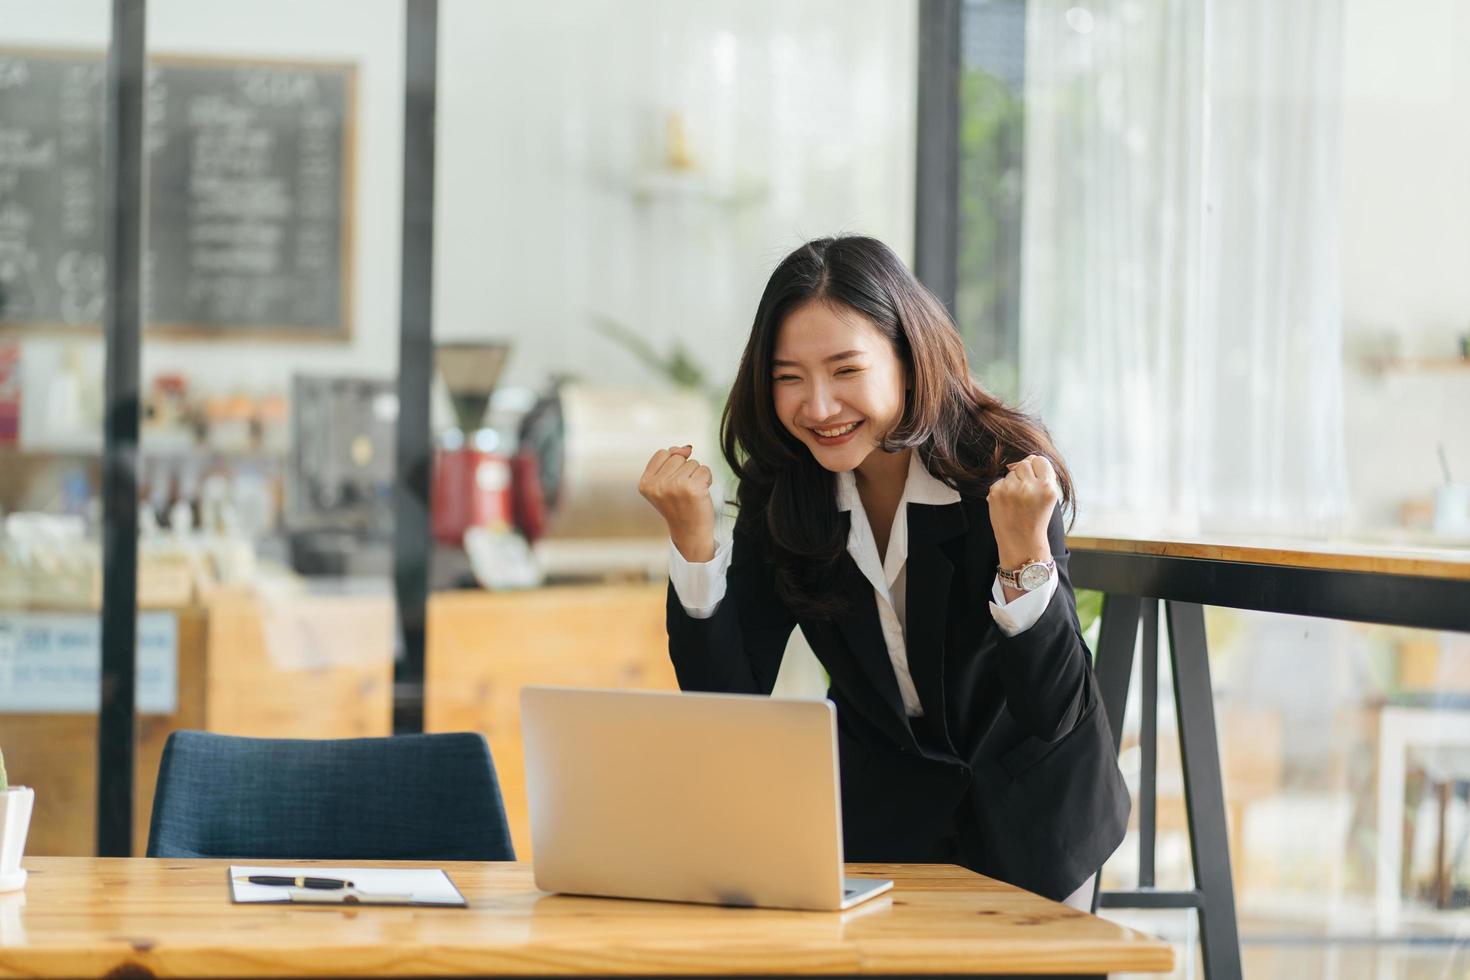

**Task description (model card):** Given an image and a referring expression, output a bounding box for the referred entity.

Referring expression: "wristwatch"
[997,558,1056,592]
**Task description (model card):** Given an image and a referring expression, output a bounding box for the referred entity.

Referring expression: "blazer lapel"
[831,553,920,753]
[903,500,970,754]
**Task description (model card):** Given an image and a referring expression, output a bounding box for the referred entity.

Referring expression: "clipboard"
[228,864,468,907]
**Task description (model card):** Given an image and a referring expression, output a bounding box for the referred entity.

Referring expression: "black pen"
[235,875,355,890]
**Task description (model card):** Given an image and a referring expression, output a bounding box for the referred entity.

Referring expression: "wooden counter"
[0,858,1176,977]
[0,589,395,857]
[426,583,677,859]
[1,583,673,858]
[0,606,211,858]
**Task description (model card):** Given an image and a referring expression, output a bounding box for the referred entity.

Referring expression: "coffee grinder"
[432,341,513,546]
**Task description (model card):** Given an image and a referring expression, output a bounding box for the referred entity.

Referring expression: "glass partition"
[0,0,112,856]
[135,0,403,849]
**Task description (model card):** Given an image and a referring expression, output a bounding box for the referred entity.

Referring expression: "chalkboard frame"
[0,47,357,343]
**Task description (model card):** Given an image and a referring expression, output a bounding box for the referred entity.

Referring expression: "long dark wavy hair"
[722,236,1074,618]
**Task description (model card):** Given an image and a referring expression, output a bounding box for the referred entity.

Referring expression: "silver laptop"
[520,686,893,911]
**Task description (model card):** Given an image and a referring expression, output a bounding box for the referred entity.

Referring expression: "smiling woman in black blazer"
[638,236,1129,908]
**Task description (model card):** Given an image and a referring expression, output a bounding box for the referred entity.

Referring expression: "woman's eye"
[835,367,860,376]
[773,374,799,383]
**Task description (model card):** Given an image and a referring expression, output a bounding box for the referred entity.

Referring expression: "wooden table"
[1067,534,1470,594]
[1068,533,1470,980]
[0,858,1174,979]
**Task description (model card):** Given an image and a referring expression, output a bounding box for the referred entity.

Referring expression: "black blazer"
[666,494,1130,902]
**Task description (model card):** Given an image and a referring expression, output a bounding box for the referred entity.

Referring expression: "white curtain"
[1020,0,1349,535]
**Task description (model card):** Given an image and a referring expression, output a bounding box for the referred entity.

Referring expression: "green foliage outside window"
[957,67,1024,403]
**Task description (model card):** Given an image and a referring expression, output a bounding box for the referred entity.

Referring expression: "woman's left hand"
[987,454,1059,568]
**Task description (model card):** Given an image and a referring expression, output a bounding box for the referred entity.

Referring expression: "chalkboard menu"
[0,50,354,338]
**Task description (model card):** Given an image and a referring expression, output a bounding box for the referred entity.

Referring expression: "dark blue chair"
[146,730,515,861]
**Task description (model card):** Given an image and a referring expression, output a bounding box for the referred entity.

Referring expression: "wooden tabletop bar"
[0,858,1174,978]
[1068,533,1470,580]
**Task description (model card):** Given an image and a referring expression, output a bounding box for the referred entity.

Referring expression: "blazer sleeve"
[666,521,796,695]
[993,506,1096,742]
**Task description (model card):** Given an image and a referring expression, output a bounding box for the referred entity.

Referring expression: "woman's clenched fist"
[639,445,716,563]
[986,454,1060,569]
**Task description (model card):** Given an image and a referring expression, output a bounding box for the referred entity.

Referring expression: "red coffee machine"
[431,341,513,546]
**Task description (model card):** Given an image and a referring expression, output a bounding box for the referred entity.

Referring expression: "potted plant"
[0,749,32,891]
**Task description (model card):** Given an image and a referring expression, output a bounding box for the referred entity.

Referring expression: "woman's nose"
[805,384,841,422]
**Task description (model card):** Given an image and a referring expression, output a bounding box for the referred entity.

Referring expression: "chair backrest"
[146,730,514,861]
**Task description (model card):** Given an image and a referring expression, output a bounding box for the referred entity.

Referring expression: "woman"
[638,236,1128,909]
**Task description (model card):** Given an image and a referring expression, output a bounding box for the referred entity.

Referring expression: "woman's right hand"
[639,445,716,563]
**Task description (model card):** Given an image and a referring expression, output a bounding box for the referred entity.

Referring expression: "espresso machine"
[431,341,514,546]
[287,374,397,576]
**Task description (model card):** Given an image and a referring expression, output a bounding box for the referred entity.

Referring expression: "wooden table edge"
[1068,533,1470,580]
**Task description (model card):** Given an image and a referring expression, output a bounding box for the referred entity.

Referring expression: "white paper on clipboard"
[228,865,467,907]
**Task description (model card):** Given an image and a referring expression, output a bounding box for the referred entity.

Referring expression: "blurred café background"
[1,1,1467,976]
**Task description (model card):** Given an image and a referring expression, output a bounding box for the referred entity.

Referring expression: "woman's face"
[770,299,908,474]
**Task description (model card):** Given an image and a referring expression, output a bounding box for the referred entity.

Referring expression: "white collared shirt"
[669,452,1058,717]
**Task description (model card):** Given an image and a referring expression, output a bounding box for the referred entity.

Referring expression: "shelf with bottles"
[1375,357,1470,374]
[0,369,289,460]
[0,443,286,461]
[1353,331,1470,377]
[1,454,283,606]
[0,444,285,540]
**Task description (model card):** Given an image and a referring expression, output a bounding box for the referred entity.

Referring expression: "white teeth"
[815,421,860,438]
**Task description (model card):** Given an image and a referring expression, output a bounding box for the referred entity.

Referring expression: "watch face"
[1019,562,1051,591]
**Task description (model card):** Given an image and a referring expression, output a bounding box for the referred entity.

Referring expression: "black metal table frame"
[1072,547,1470,980]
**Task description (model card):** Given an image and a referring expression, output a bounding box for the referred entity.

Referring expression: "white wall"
[1339,0,1470,526]
[2,0,917,437]
[436,0,916,397]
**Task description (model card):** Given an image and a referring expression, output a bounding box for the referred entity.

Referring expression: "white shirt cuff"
[668,539,732,619]
[988,574,1058,637]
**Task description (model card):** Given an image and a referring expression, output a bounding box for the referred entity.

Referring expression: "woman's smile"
[811,419,864,445]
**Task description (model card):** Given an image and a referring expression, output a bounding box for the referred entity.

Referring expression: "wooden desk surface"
[1068,533,1470,580]
[0,858,1174,977]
